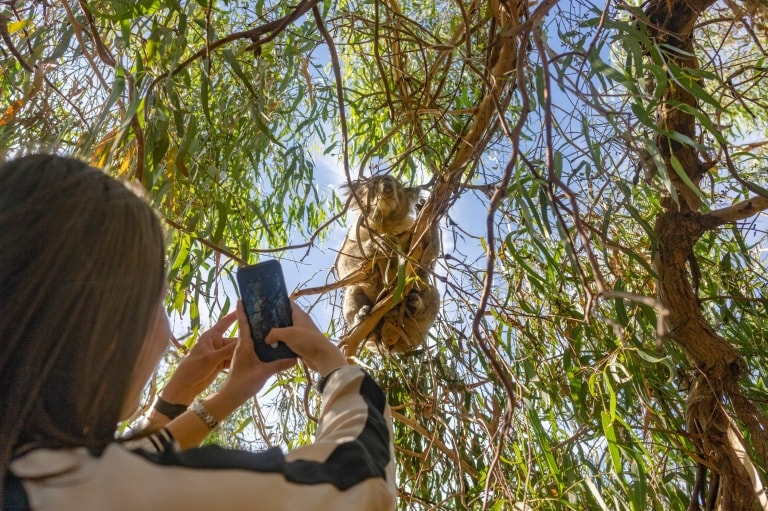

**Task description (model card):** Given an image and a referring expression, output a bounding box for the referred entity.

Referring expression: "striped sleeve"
[132,365,396,509]
[121,424,175,453]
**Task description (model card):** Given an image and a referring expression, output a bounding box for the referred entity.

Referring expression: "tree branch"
[164,218,247,266]
[700,196,768,229]
[144,0,322,125]
[391,410,479,479]
[312,6,351,182]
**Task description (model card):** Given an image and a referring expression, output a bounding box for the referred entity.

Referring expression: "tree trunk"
[645,0,768,508]
[654,212,756,509]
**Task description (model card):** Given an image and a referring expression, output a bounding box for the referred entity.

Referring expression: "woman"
[0,154,396,510]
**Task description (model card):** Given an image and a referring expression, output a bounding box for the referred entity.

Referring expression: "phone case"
[236,260,297,361]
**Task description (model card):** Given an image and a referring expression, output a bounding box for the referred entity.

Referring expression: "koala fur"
[336,175,440,353]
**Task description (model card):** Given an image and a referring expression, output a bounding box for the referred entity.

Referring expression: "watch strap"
[190,400,220,431]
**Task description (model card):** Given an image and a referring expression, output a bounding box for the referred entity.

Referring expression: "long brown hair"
[0,154,166,495]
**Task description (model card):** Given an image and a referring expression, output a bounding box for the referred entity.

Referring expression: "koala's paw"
[354,305,372,325]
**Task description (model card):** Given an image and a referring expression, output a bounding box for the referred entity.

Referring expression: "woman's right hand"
[266,302,347,377]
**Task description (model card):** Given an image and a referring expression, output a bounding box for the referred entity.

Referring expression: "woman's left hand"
[163,302,295,448]
[160,311,239,406]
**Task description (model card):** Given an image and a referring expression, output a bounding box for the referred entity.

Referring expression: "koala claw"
[354,305,371,325]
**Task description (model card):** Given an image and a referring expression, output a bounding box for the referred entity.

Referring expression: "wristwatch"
[189,400,220,431]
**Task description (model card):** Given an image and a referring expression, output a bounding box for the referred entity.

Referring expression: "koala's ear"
[340,180,361,197]
[342,180,369,209]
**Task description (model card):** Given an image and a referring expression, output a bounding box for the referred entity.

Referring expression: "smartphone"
[236,260,297,362]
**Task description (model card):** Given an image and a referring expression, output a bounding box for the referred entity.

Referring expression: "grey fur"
[336,175,440,353]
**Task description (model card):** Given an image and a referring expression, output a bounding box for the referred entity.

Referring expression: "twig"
[312,6,351,183]
[290,269,368,298]
[391,410,479,478]
[144,0,322,126]
[164,218,247,266]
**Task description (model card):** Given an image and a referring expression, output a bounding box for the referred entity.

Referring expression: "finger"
[209,310,238,334]
[217,337,238,350]
[212,359,231,374]
[206,332,233,350]
[218,340,237,365]
[236,301,248,336]
[265,328,315,367]
[264,357,297,375]
[264,325,296,348]
[267,303,304,342]
[210,339,237,363]
[288,300,313,326]
[235,301,256,355]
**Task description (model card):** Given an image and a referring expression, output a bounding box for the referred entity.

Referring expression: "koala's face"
[349,176,415,221]
[366,176,404,216]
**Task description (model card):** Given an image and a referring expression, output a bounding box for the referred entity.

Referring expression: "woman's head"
[0,154,166,462]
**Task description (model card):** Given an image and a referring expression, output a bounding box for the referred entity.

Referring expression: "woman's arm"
[130,364,396,511]
[142,312,238,431]
[166,300,346,449]
[132,302,395,509]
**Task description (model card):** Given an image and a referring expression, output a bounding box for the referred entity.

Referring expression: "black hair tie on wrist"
[153,397,188,419]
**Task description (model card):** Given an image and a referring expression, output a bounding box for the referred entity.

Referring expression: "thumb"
[218,338,238,353]
[213,339,237,369]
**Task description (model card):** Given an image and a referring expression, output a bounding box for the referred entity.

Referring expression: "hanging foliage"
[2,0,768,508]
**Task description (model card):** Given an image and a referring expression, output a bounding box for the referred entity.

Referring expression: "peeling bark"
[645,0,768,508]
[653,212,743,376]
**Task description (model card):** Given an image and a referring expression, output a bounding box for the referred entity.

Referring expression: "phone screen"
[236,260,297,361]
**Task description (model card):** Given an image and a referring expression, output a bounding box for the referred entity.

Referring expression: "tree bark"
[645,0,768,508]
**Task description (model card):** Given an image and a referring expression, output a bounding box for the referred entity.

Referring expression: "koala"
[335,175,440,354]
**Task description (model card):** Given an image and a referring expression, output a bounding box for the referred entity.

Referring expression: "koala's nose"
[380,177,395,193]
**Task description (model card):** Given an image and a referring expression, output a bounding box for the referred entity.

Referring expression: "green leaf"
[83,70,126,151]
[589,54,627,84]
[669,153,706,203]
[212,201,228,244]
[584,478,612,511]
[666,59,722,110]
[601,410,623,475]
[200,67,213,126]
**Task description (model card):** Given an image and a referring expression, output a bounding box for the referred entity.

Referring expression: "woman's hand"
[165,300,343,448]
[145,312,241,429]
[164,303,295,448]
[265,301,347,377]
[215,301,298,405]
[159,311,239,406]
[216,300,346,406]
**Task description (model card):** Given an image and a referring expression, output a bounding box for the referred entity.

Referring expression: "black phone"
[236,260,297,362]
